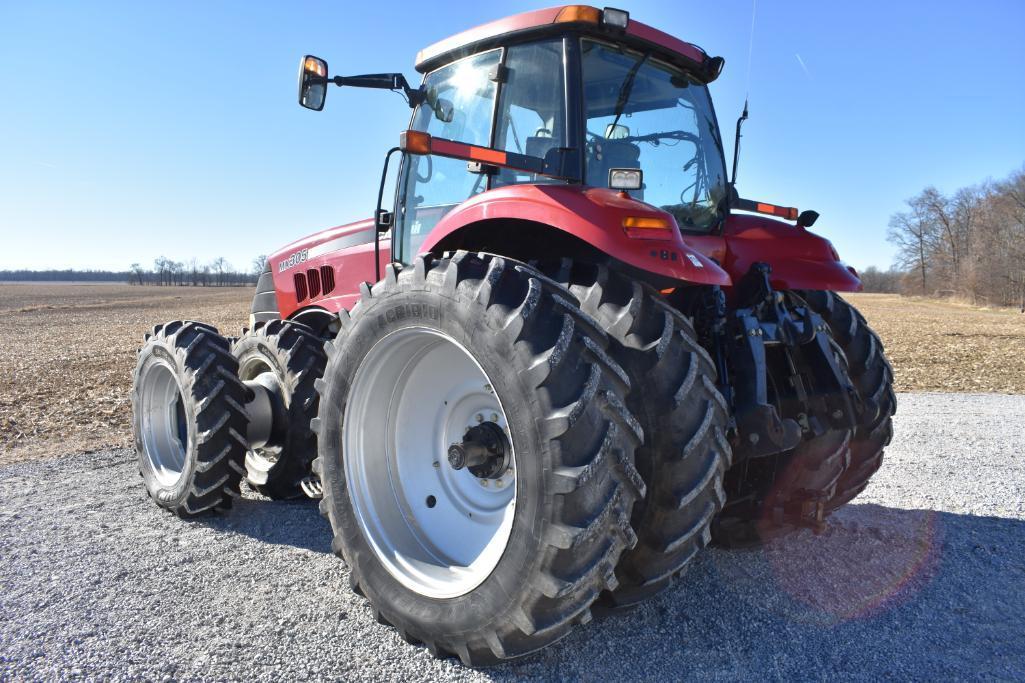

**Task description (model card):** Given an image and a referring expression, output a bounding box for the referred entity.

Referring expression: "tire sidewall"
[318,282,551,637]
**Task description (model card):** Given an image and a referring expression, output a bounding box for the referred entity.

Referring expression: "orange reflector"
[555,5,601,23]
[399,130,432,155]
[304,57,326,77]
[756,202,799,221]
[623,216,670,230]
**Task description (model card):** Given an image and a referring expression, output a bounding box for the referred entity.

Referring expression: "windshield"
[581,39,728,232]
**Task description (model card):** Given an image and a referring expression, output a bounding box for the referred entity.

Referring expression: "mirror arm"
[332,73,423,108]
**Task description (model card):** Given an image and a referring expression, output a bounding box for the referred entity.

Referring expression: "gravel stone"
[1,393,1023,681]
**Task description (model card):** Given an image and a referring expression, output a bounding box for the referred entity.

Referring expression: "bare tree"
[211,257,228,287]
[888,165,1025,306]
[887,198,934,295]
[252,254,268,277]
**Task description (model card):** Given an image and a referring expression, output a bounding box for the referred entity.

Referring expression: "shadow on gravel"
[198,496,334,555]
[187,493,1025,679]
[481,502,1025,680]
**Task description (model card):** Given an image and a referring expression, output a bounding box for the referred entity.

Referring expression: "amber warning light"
[734,198,800,222]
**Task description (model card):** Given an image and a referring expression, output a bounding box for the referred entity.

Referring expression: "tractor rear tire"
[539,260,730,607]
[800,290,896,510]
[232,319,326,500]
[132,321,249,516]
[312,252,644,666]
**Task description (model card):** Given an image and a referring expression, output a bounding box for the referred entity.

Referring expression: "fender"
[723,213,862,292]
[419,184,731,286]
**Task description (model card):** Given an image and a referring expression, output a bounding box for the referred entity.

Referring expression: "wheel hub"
[447,421,510,479]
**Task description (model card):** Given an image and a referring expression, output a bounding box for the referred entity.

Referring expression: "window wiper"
[609,52,651,135]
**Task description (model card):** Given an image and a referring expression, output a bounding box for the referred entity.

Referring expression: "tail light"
[622,216,673,240]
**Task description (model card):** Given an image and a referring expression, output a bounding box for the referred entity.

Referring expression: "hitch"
[728,263,859,461]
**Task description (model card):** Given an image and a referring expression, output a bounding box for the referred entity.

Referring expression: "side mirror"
[298,55,329,111]
[796,210,819,228]
[605,123,630,139]
[433,97,454,123]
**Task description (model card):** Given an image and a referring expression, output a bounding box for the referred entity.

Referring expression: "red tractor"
[132,6,895,665]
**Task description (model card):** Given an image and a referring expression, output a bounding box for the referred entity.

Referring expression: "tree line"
[131,256,267,287]
[0,256,266,286]
[887,166,1025,307]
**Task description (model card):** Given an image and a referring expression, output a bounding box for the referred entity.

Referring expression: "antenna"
[731,100,748,186]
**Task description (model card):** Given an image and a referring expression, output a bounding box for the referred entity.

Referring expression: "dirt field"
[0,285,250,465]
[849,293,1025,393]
[1,286,1023,466]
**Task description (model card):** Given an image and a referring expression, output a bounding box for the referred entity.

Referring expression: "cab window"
[492,39,567,188]
[396,49,501,263]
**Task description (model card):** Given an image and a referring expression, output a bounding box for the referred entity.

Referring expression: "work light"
[602,7,630,29]
[609,168,643,191]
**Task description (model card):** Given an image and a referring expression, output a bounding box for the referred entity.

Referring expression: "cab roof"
[414,5,716,79]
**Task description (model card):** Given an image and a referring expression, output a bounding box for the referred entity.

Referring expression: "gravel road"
[2,393,1024,681]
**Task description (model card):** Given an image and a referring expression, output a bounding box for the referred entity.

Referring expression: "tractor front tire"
[133,321,249,516]
[540,261,730,607]
[800,291,896,510]
[232,319,326,499]
[313,252,644,665]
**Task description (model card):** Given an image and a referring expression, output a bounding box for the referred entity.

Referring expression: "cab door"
[393,49,502,264]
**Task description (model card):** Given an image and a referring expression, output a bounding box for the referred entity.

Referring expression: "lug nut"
[476,413,484,423]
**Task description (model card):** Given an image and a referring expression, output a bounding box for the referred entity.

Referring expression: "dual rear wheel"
[312,253,728,664]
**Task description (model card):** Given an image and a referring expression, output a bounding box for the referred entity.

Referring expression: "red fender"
[723,213,862,292]
[419,184,731,286]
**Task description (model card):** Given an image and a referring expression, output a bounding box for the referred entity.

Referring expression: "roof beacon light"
[609,168,642,191]
[602,7,630,30]
[555,6,601,24]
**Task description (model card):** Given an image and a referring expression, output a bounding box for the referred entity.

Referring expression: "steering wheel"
[416,154,433,183]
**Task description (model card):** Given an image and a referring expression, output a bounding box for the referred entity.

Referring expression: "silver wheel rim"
[140,361,189,487]
[343,327,516,599]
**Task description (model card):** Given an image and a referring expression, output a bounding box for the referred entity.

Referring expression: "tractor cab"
[395,23,729,263]
[299,6,733,270]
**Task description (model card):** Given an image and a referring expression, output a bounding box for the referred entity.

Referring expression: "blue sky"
[0,1,1022,272]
